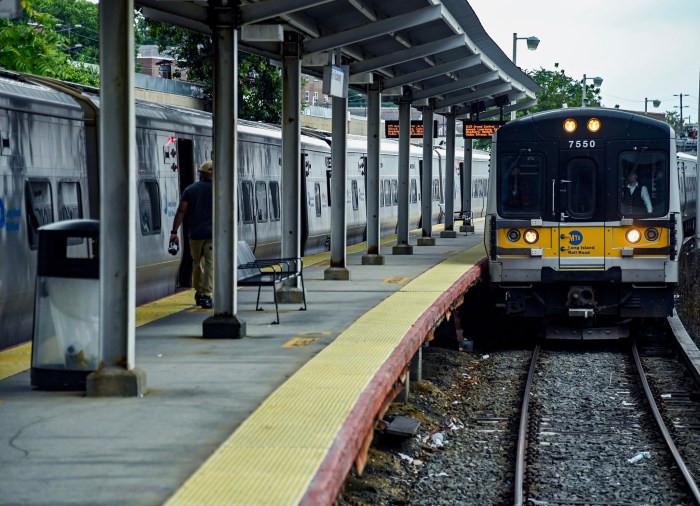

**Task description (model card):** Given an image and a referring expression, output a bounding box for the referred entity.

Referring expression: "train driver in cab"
[621,170,652,214]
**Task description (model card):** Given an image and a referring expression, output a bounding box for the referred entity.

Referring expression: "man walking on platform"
[170,160,214,308]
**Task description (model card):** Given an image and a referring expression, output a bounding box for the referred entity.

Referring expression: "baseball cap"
[199,160,213,173]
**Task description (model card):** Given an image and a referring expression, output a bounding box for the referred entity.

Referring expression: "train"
[485,107,697,338]
[0,70,490,350]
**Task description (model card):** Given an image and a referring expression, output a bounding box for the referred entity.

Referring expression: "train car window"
[269,181,280,221]
[58,182,83,221]
[255,181,268,222]
[618,151,667,217]
[566,158,596,219]
[410,179,418,203]
[499,154,544,217]
[314,183,322,217]
[351,179,359,210]
[384,180,391,207]
[24,179,54,250]
[432,179,440,201]
[138,180,162,235]
[241,180,254,224]
[391,179,398,205]
[379,179,385,207]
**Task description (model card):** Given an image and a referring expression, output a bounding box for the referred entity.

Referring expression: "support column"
[278,32,305,302]
[441,111,457,238]
[203,16,245,339]
[87,0,145,396]
[393,93,413,255]
[324,50,350,280]
[362,83,384,265]
[418,104,435,246]
[460,137,475,233]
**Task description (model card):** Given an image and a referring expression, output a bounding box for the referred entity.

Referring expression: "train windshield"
[499,153,544,217]
[566,158,596,219]
[618,150,668,217]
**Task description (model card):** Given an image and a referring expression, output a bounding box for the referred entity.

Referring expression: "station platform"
[0,223,486,506]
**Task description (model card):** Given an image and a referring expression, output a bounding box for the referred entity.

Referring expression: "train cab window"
[351,179,359,210]
[384,180,391,207]
[410,179,418,203]
[391,179,398,205]
[255,181,268,222]
[499,154,544,217]
[269,181,280,221]
[25,179,54,250]
[58,182,83,221]
[314,183,322,217]
[241,180,254,224]
[566,158,596,219]
[138,180,162,235]
[618,150,667,217]
[432,179,440,201]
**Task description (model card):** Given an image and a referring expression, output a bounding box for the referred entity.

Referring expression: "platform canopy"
[136,0,541,117]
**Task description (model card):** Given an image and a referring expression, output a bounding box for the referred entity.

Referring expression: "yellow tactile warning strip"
[0,342,32,381]
[165,243,487,506]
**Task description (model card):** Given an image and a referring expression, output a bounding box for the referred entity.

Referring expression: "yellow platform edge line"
[164,244,485,506]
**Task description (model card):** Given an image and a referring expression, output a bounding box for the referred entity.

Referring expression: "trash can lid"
[39,219,99,236]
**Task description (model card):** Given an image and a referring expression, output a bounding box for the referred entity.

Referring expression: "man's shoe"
[200,296,213,309]
[195,293,203,306]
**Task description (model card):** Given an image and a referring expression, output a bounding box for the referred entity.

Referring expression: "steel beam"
[412,70,498,102]
[381,54,481,90]
[239,0,335,25]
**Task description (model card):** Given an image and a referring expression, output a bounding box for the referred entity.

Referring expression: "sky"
[468,0,700,125]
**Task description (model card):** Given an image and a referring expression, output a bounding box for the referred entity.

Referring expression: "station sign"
[385,120,438,139]
[462,121,505,139]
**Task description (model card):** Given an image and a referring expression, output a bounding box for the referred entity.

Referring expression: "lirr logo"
[568,230,583,245]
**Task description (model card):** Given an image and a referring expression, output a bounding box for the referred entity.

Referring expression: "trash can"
[31,220,100,390]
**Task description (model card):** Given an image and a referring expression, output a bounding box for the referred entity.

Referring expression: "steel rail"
[514,344,540,506]
[631,340,700,504]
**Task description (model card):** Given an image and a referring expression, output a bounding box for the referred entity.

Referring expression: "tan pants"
[189,238,213,297]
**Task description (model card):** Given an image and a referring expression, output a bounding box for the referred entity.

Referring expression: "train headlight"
[563,119,577,133]
[626,228,642,244]
[523,229,539,244]
[645,228,659,241]
[507,229,521,242]
[587,118,601,133]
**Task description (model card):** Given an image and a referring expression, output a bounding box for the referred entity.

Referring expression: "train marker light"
[644,228,659,241]
[563,119,577,133]
[524,229,539,244]
[626,228,642,244]
[587,118,601,132]
[507,229,521,242]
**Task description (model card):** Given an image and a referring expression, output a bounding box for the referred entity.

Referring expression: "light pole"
[645,97,660,113]
[55,22,82,47]
[674,93,689,131]
[511,33,540,120]
[581,74,603,107]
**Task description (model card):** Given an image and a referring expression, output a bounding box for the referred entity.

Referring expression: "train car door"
[177,139,195,288]
[557,147,605,270]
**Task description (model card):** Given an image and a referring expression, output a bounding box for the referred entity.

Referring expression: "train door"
[556,148,605,270]
[300,152,309,256]
[177,139,195,288]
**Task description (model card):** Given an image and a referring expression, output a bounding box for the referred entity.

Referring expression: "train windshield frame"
[498,153,544,218]
[617,150,668,218]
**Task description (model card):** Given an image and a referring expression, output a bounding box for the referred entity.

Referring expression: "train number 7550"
[568,140,596,148]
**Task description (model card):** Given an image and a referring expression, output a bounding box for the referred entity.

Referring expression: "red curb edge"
[301,258,488,505]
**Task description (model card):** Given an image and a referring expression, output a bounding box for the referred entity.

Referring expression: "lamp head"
[526,36,540,50]
[592,76,603,87]
[652,99,661,108]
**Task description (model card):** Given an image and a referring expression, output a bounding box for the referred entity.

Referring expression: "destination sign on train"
[462,121,505,139]
[385,120,438,139]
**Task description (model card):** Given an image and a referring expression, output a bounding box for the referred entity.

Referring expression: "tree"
[31,0,99,65]
[664,110,681,134]
[524,63,602,116]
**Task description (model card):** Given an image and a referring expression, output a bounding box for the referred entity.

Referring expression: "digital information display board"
[462,121,505,139]
[385,120,438,139]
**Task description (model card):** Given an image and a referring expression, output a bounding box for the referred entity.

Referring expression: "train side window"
[499,154,544,217]
[269,181,280,221]
[384,180,391,207]
[432,178,440,201]
[351,179,359,210]
[379,179,385,207]
[138,180,162,235]
[58,181,83,221]
[25,179,54,250]
[566,158,596,219]
[241,180,254,224]
[410,179,418,203]
[255,181,268,222]
[391,179,398,205]
[314,183,322,217]
[618,150,667,217]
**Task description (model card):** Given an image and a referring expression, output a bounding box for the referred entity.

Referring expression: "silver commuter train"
[0,70,490,349]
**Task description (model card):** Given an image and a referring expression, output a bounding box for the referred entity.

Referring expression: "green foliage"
[664,110,681,134]
[31,0,99,65]
[0,1,99,86]
[521,63,602,117]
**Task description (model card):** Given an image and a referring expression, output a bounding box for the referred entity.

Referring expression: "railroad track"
[515,329,700,505]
